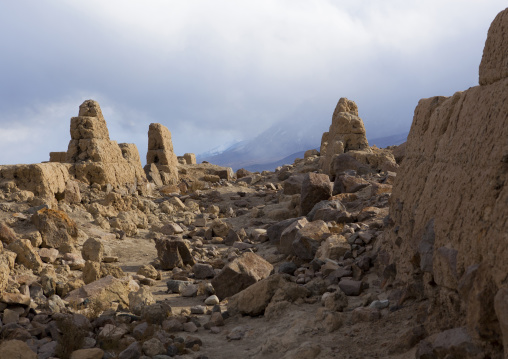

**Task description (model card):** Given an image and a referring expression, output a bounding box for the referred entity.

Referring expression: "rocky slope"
[0,7,506,359]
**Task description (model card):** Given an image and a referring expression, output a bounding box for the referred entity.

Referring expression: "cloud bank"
[0,0,505,165]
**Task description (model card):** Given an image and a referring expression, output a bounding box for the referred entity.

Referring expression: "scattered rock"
[211,252,273,300]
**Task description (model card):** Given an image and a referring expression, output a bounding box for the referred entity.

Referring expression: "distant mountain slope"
[197,121,321,170]
[198,128,408,172]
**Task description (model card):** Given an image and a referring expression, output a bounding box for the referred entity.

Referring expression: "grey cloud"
[0,1,506,166]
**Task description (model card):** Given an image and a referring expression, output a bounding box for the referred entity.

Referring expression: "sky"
[0,1,505,165]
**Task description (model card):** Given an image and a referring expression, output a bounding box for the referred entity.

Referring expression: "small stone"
[2,308,20,324]
[232,242,254,251]
[183,322,198,332]
[321,291,348,312]
[185,335,202,348]
[369,299,389,310]
[119,341,142,359]
[191,306,206,314]
[162,319,183,332]
[208,312,224,327]
[192,263,215,279]
[323,312,344,332]
[204,295,219,306]
[227,326,247,340]
[137,264,160,280]
[338,279,362,296]
[38,248,59,263]
[142,338,165,357]
[70,348,104,359]
[278,262,298,275]
[166,280,191,294]
[181,284,198,297]
[102,256,119,263]
[166,344,179,357]
[352,307,381,323]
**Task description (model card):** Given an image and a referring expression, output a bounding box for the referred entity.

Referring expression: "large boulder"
[65,275,130,309]
[283,173,306,195]
[385,7,508,353]
[211,252,273,300]
[300,173,332,216]
[8,239,44,274]
[228,274,310,316]
[278,217,308,255]
[267,218,300,244]
[32,208,78,249]
[82,237,104,263]
[292,220,330,260]
[0,340,36,359]
[329,153,373,178]
[155,237,195,270]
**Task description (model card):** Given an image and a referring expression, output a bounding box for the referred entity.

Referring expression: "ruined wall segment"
[319,98,369,174]
[385,7,508,351]
[0,100,149,202]
[319,97,397,175]
[479,8,508,85]
[63,100,147,191]
[145,123,179,185]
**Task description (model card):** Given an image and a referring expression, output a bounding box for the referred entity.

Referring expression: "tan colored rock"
[155,237,195,270]
[129,287,155,315]
[292,220,330,260]
[65,275,130,308]
[83,260,101,284]
[304,149,319,158]
[8,239,44,274]
[49,151,67,162]
[386,8,508,346]
[392,142,406,164]
[100,263,125,279]
[0,340,36,359]
[0,251,13,292]
[300,173,332,215]
[211,252,274,300]
[70,348,105,359]
[228,274,310,316]
[82,237,104,263]
[278,217,308,255]
[137,264,159,280]
[183,153,196,164]
[316,234,350,261]
[347,147,398,173]
[64,180,82,204]
[479,8,508,85]
[0,163,71,202]
[0,222,17,245]
[145,123,179,185]
[119,143,142,166]
[38,247,59,263]
[32,208,78,249]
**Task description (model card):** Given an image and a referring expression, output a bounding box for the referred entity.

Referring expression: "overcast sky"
[0,1,505,165]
